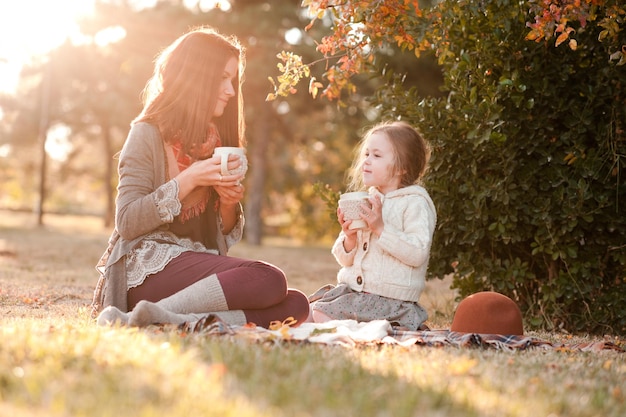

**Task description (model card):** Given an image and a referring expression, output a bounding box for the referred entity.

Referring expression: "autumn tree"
[272,0,626,334]
[526,0,625,65]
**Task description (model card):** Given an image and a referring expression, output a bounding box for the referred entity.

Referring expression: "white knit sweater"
[332,185,437,303]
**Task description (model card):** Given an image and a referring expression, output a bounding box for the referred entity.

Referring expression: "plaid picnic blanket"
[179,315,625,353]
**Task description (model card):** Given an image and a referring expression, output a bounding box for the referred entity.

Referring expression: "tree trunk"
[245,103,270,245]
[36,63,52,227]
[102,121,115,228]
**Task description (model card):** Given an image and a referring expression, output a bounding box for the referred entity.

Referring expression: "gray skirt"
[310,283,428,330]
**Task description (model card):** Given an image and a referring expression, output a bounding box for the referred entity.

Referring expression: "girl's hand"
[362,195,383,237]
[338,207,357,251]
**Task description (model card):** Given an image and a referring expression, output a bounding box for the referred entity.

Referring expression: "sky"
[0,0,231,160]
[0,0,230,93]
[0,0,96,92]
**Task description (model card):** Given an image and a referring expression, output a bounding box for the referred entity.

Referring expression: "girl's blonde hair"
[346,121,431,191]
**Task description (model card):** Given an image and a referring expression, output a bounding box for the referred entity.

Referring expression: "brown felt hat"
[450,291,524,335]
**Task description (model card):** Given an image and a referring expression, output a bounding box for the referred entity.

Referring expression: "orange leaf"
[525,30,542,41]
[555,31,570,47]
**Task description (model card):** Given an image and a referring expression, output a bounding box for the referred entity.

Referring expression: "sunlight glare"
[0,0,233,93]
[95,26,128,47]
[183,0,231,12]
[285,28,303,45]
[45,124,73,162]
[0,1,95,93]
[0,144,11,158]
[276,101,290,115]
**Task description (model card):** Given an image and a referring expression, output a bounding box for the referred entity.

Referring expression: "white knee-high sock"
[156,274,229,314]
[97,306,130,326]
[129,300,246,327]
[129,300,203,326]
[210,310,247,326]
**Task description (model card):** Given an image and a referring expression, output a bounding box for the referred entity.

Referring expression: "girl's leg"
[311,309,333,323]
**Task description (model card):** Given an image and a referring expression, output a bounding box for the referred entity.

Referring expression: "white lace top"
[124,179,220,289]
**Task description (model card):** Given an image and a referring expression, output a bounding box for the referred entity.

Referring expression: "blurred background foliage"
[0,0,442,244]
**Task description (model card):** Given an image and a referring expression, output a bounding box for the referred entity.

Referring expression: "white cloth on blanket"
[181,316,625,352]
[287,320,392,345]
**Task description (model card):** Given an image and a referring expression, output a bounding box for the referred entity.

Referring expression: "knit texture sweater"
[91,122,243,316]
[331,185,436,303]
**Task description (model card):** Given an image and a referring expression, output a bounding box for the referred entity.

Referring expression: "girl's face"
[213,56,238,118]
[362,132,402,194]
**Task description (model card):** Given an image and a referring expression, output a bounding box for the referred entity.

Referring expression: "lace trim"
[125,231,218,289]
[153,179,181,223]
[221,204,244,249]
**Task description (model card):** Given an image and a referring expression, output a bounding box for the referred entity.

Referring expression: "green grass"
[1,210,625,416]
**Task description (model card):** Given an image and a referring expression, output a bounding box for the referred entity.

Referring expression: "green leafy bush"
[376,0,626,334]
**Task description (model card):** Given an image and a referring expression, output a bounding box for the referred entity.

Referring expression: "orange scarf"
[166,124,222,223]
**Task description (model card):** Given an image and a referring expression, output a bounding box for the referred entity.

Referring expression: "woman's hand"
[194,154,245,187]
[203,155,246,234]
[176,154,245,201]
[212,153,246,206]
[214,182,245,206]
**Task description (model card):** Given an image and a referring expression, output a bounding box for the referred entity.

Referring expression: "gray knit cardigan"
[91,123,242,317]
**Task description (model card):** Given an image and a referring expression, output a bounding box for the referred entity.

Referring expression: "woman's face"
[213,56,238,118]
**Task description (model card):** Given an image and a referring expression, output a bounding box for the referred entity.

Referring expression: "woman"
[92,26,309,328]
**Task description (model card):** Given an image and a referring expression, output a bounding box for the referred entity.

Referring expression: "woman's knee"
[254,261,288,295]
[286,289,311,325]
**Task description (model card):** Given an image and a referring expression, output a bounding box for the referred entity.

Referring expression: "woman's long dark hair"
[135,26,246,154]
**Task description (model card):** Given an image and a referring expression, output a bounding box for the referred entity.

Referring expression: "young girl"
[92,26,309,328]
[310,121,436,330]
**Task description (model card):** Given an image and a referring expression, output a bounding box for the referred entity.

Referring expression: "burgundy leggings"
[127,251,309,327]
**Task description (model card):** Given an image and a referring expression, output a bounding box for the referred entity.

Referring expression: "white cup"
[213,147,248,176]
[338,191,371,230]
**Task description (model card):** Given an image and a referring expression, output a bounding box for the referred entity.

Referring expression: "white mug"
[338,191,371,229]
[213,147,247,176]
